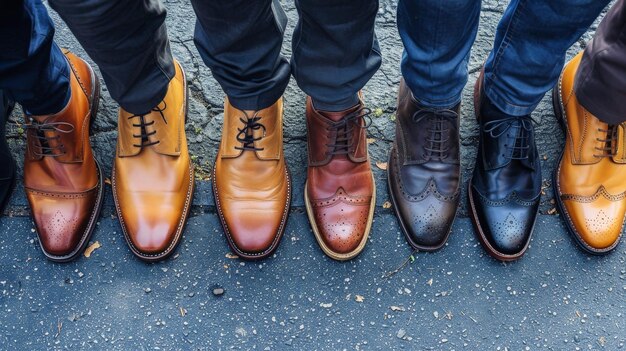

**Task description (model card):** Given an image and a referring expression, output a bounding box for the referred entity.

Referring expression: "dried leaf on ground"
[83,241,101,258]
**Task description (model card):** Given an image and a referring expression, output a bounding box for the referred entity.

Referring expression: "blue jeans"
[0,0,174,115]
[0,0,70,115]
[398,0,611,116]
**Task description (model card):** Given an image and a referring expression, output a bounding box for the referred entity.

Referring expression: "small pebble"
[213,286,225,296]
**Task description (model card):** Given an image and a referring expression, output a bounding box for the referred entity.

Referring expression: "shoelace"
[25,118,75,157]
[235,112,266,152]
[483,116,536,160]
[127,102,168,148]
[325,108,372,156]
[594,125,618,158]
[412,108,458,160]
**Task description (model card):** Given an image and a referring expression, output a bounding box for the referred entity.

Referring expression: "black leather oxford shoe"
[388,80,461,251]
[0,91,16,214]
[468,72,541,261]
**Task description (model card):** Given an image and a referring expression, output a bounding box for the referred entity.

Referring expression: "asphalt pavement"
[0,1,624,350]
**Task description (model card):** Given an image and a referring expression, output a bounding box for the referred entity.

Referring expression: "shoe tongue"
[318,103,361,122]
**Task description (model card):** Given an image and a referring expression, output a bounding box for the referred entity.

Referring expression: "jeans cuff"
[412,94,462,110]
[483,84,538,117]
[311,93,360,112]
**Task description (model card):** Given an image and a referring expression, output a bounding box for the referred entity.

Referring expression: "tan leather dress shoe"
[305,97,375,261]
[213,98,291,260]
[24,50,104,262]
[112,60,194,261]
[553,52,625,254]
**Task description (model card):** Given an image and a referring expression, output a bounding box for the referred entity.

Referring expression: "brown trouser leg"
[575,0,626,124]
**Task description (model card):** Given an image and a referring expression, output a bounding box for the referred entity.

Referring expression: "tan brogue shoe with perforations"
[553,52,626,254]
[24,50,104,262]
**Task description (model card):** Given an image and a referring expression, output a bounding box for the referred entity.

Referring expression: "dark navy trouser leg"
[292,0,381,111]
[49,0,175,114]
[191,0,291,111]
[0,0,70,115]
[191,0,381,111]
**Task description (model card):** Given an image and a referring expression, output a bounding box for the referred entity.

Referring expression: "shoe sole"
[212,160,292,261]
[38,65,104,263]
[467,72,535,262]
[113,62,195,262]
[304,176,375,261]
[551,73,622,255]
[386,147,456,252]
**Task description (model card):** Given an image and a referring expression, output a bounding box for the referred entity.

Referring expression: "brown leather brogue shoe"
[24,50,104,262]
[213,98,291,260]
[553,52,625,254]
[112,60,194,261]
[305,97,375,261]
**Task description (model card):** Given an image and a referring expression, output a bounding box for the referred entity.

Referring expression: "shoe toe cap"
[399,197,457,249]
[222,208,286,256]
[127,219,179,255]
[28,191,97,257]
[313,201,372,255]
[563,199,624,251]
[118,192,187,256]
[472,188,538,257]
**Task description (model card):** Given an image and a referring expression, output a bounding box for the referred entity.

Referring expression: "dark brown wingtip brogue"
[213,97,291,260]
[113,60,194,261]
[24,50,104,262]
[553,52,625,254]
[388,79,461,251]
[304,96,375,261]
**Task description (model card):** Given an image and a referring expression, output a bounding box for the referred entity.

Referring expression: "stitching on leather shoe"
[474,188,539,207]
[310,188,371,208]
[561,185,626,203]
[392,150,459,202]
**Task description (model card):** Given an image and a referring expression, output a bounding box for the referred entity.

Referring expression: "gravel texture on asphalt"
[0,1,623,350]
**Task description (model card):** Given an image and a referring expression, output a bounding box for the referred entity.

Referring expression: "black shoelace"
[325,108,372,156]
[127,102,168,148]
[235,113,266,152]
[483,116,536,160]
[594,125,618,158]
[412,108,458,160]
[25,117,75,157]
